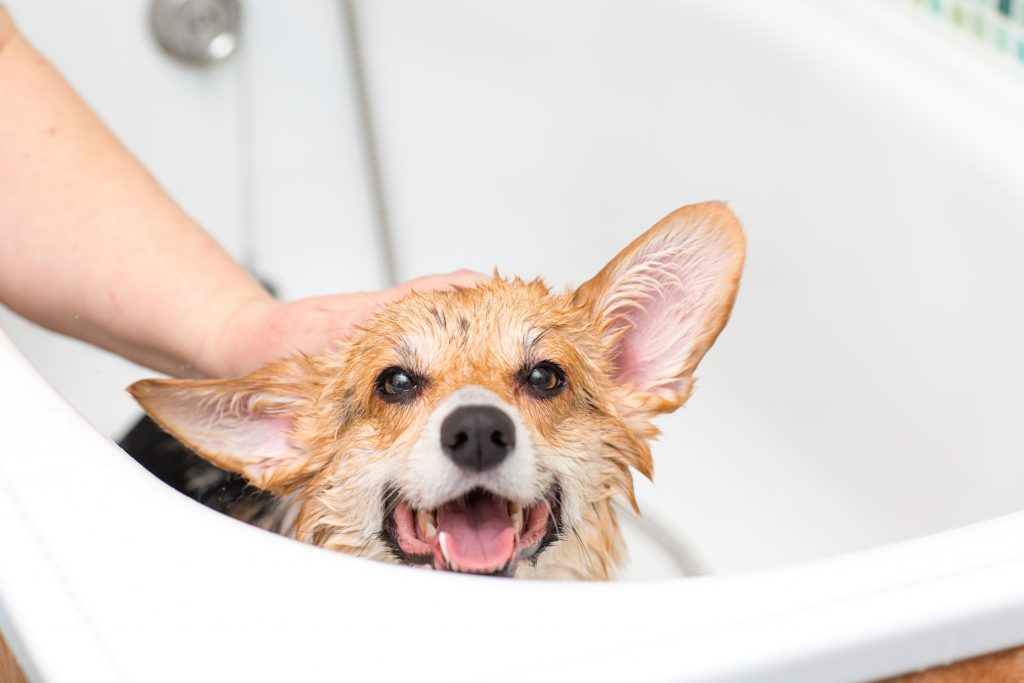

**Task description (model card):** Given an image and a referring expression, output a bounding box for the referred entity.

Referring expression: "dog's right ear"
[128,359,319,495]
[574,201,746,415]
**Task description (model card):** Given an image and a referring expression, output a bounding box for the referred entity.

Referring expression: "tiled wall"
[900,0,1024,63]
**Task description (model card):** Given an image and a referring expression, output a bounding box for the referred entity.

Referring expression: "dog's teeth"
[417,510,437,540]
[511,507,523,534]
[439,531,453,568]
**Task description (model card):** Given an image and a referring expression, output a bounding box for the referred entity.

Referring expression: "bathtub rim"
[4,326,1024,682]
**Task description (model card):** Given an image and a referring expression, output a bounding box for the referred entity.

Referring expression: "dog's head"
[129,202,745,579]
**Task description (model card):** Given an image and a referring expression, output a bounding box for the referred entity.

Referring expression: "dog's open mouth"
[384,488,559,576]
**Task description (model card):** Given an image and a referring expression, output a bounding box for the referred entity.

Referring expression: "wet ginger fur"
[130,201,746,580]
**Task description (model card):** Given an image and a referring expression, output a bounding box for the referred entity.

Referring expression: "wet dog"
[127,201,745,579]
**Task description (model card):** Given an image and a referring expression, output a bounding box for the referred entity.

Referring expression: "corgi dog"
[128,201,745,580]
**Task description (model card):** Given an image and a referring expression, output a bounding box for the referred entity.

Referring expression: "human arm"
[0,8,482,378]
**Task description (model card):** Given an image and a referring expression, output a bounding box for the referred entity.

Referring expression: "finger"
[274,270,490,361]
[380,269,489,302]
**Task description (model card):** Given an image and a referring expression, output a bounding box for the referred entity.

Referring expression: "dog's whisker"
[566,522,598,578]
[350,534,384,558]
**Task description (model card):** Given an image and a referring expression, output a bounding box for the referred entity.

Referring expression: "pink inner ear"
[235,416,300,481]
[152,390,304,484]
[601,230,731,395]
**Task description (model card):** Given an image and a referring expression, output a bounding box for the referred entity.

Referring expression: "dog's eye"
[522,362,566,398]
[376,367,421,402]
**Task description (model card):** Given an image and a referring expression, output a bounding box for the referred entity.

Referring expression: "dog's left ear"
[575,201,746,414]
[128,359,319,494]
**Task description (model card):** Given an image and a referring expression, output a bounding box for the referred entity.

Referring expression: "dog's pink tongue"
[436,495,516,572]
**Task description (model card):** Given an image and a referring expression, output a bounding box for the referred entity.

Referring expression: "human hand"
[198,270,488,378]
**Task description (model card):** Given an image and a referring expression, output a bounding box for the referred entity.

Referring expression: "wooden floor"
[884,645,1024,682]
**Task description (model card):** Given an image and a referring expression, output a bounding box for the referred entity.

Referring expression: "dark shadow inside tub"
[119,415,280,523]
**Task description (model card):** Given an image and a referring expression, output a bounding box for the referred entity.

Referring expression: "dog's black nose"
[440,405,516,472]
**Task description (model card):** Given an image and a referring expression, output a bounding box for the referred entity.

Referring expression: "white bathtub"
[2,0,1024,680]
